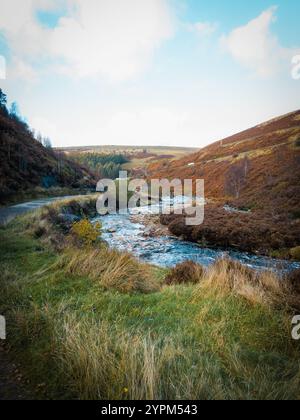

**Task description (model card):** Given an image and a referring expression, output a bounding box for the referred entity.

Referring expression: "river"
[1,196,299,273]
[94,197,300,273]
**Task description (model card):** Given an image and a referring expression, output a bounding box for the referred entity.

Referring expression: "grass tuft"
[194,258,300,311]
[56,247,160,294]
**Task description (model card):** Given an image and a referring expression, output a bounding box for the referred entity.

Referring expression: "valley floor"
[0,198,300,400]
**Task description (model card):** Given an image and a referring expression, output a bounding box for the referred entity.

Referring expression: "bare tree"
[36,132,43,144]
[225,160,249,199]
[43,137,52,149]
[243,155,250,178]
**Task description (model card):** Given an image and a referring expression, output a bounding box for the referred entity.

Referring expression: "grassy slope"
[0,203,300,400]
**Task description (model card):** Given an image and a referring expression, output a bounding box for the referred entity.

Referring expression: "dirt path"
[0,343,34,400]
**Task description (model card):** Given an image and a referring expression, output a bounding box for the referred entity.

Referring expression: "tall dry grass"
[54,315,177,400]
[55,247,159,294]
[52,311,300,400]
[194,258,300,311]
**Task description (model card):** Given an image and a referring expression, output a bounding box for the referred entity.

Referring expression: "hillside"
[150,111,300,212]
[0,106,96,204]
[150,111,300,257]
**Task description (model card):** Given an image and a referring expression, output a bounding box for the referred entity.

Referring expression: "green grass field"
[0,201,300,400]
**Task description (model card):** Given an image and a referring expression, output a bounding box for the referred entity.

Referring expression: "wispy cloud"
[220,6,299,77]
[187,21,218,37]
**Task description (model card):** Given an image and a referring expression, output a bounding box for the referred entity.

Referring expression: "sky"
[0,0,299,148]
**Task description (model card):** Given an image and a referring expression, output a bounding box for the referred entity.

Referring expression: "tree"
[225,161,248,199]
[0,88,7,109]
[43,137,52,149]
[9,101,20,117]
[36,132,43,144]
[243,155,250,178]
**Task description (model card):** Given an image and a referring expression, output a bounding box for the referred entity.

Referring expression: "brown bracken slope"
[149,110,300,257]
[0,110,96,204]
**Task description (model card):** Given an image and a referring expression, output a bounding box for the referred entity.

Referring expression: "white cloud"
[103,108,189,145]
[187,21,217,37]
[221,6,299,77]
[0,55,6,79]
[0,0,174,82]
[30,107,191,147]
[10,57,39,83]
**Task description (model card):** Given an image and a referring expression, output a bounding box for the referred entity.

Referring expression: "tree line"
[71,153,129,179]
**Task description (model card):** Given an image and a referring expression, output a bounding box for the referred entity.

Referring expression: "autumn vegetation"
[1,197,300,399]
[151,110,300,259]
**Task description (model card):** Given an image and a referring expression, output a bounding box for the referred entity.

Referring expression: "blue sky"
[0,0,299,147]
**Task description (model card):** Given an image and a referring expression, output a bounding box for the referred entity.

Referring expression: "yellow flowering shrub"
[71,219,102,246]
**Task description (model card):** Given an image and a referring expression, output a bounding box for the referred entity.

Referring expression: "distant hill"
[0,107,96,204]
[57,145,198,178]
[56,145,197,157]
[149,110,300,216]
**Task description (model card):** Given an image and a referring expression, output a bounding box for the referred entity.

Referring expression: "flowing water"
[94,198,300,273]
[2,196,299,272]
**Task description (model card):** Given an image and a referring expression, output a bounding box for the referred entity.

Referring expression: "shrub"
[165,261,204,285]
[290,246,300,261]
[294,136,300,148]
[286,269,300,295]
[71,219,101,246]
[291,210,300,220]
[33,223,47,239]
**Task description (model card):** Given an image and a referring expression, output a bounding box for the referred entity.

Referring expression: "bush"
[294,136,300,148]
[291,210,300,220]
[71,219,101,246]
[165,261,204,285]
[290,246,300,261]
[286,270,300,295]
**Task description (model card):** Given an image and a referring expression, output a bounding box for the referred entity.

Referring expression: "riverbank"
[160,204,300,262]
[0,197,300,400]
